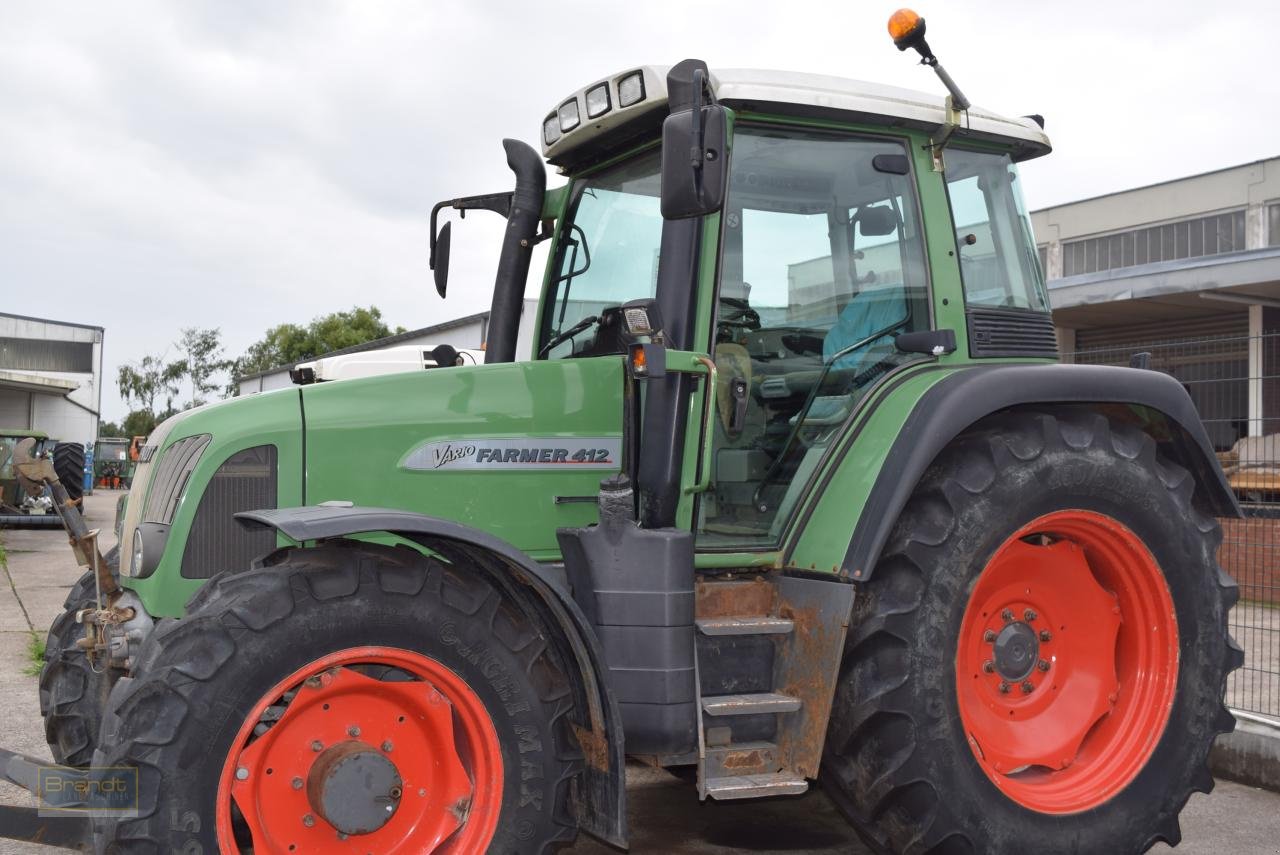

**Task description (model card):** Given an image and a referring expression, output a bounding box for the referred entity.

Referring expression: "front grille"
[181,445,277,580]
[967,307,1059,358]
[142,435,210,524]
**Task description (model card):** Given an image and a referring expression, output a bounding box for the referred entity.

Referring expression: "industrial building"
[1034,155,1280,445]
[0,312,103,444]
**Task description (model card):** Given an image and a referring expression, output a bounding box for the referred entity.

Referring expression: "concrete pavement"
[0,491,1277,853]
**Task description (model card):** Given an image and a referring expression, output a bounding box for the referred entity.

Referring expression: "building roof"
[235,311,489,382]
[0,311,104,333]
[543,65,1051,165]
[1031,154,1280,215]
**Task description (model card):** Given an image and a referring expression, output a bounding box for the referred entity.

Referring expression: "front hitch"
[12,438,127,668]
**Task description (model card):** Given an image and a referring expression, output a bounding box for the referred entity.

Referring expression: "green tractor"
[8,10,1241,854]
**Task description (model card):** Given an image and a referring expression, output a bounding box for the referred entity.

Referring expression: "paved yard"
[0,491,1278,853]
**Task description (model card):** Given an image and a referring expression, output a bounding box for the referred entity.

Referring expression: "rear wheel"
[52,442,85,504]
[93,542,581,853]
[822,411,1242,854]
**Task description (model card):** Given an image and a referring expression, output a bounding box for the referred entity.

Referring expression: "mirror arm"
[429,191,515,269]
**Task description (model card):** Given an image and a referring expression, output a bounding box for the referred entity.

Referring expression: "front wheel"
[823,411,1242,854]
[93,542,581,854]
[39,547,120,766]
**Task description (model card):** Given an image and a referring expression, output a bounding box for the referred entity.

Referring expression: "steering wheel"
[716,297,761,343]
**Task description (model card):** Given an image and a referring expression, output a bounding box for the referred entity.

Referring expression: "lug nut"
[1001,609,1014,623]
[303,814,316,828]
[1039,629,1053,642]
[983,629,996,643]
[311,740,323,752]
[1021,681,1035,694]
[1037,659,1051,672]
[235,767,249,781]
[998,681,1011,694]
[983,660,996,673]
[1024,609,1038,622]
[347,726,361,738]
[292,777,303,790]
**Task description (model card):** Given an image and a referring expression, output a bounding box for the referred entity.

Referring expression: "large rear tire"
[39,546,119,766]
[93,541,581,854]
[822,411,1242,854]
[52,442,85,503]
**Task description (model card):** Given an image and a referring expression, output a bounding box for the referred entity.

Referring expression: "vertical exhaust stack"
[485,139,546,364]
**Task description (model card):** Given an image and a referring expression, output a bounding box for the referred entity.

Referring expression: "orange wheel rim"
[955,510,1179,813]
[216,646,502,853]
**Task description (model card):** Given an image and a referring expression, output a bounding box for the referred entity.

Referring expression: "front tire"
[822,411,1242,854]
[93,542,581,854]
[39,546,120,766]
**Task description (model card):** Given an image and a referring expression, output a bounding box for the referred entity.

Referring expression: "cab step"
[703,772,809,801]
[695,616,795,636]
[701,692,801,716]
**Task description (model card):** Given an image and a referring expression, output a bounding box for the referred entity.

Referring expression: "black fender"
[235,505,628,849]
[840,363,1241,581]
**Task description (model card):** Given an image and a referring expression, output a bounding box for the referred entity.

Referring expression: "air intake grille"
[967,307,1059,358]
[182,445,277,580]
[143,435,211,524]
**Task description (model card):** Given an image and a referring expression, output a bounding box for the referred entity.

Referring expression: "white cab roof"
[542,65,1050,166]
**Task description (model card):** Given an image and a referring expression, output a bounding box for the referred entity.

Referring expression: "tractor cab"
[429,45,1053,551]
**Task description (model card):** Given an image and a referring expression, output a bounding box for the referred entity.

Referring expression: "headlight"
[557,99,580,133]
[543,114,561,146]
[131,528,144,576]
[617,71,645,107]
[585,83,611,119]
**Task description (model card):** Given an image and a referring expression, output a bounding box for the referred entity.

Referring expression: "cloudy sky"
[3,1,1277,421]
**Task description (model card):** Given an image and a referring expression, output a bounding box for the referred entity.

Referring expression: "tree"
[98,421,124,439]
[117,355,182,416]
[174,327,231,409]
[121,410,160,438]
[229,306,405,386]
[116,328,232,433]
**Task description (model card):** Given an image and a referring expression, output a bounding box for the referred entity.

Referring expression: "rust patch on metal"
[572,722,609,772]
[721,749,767,772]
[696,578,776,618]
[777,598,845,779]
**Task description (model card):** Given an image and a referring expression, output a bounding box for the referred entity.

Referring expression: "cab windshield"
[539,150,663,359]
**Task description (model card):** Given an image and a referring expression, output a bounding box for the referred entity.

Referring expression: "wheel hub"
[219,648,502,854]
[955,511,1179,814]
[307,741,403,835]
[991,621,1039,681]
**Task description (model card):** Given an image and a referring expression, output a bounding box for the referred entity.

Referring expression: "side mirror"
[660,103,729,220]
[432,221,451,298]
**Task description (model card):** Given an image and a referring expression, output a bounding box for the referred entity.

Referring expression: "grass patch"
[23,631,45,676]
